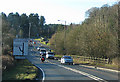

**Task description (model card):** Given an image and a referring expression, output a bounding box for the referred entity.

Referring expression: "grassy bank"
[2,59,38,80]
[73,58,119,70]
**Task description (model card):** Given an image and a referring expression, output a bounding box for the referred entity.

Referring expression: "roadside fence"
[71,55,109,64]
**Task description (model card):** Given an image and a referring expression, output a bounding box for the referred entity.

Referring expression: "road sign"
[13,39,28,59]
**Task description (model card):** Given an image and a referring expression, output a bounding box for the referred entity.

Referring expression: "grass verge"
[73,57,119,70]
[54,54,63,58]
[2,59,38,80]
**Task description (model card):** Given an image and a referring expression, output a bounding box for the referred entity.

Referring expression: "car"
[45,41,48,44]
[61,56,73,65]
[37,46,45,51]
[29,39,33,42]
[46,52,54,59]
[40,49,46,57]
[32,41,36,44]
[29,40,32,42]
[29,44,33,47]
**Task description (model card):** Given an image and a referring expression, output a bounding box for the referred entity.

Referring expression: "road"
[26,41,119,82]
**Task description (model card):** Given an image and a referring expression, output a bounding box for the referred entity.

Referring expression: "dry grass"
[112,57,120,66]
[2,59,38,80]
[2,55,15,70]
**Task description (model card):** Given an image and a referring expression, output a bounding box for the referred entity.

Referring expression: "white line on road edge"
[80,65,120,73]
[48,61,107,82]
[34,64,45,82]
[26,58,45,82]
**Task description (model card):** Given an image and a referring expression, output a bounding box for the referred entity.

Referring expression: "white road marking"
[47,60,107,82]
[27,57,45,82]
[34,64,45,82]
[80,65,120,73]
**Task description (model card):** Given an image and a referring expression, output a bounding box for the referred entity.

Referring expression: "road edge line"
[34,64,45,81]
[80,65,120,73]
[26,58,45,81]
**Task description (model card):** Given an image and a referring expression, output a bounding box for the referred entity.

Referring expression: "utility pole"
[29,23,31,39]
[58,20,67,55]
[64,21,67,55]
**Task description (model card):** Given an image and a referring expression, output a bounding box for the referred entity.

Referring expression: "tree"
[50,3,118,59]
[7,12,20,30]
[40,16,45,26]
[20,13,29,38]
[1,12,7,21]
[39,16,45,35]
[28,13,40,38]
[2,13,16,55]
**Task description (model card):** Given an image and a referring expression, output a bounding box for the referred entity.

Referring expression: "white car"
[61,56,73,65]
[37,46,45,51]
[46,52,54,59]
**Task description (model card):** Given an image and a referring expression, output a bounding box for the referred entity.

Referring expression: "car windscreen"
[63,57,71,59]
[39,47,45,49]
[41,50,46,52]
[48,53,54,55]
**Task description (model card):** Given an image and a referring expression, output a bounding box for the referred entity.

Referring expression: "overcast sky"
[0,0,117,24]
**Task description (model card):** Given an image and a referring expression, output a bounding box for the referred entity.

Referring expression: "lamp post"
[58,20,66,29]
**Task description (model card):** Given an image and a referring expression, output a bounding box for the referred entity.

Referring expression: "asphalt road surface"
[26,41,119,82]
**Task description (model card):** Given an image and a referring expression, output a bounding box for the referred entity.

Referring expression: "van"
[46,52,54,59]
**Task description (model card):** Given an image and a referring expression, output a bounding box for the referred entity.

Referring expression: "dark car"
[40,49,46,57]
